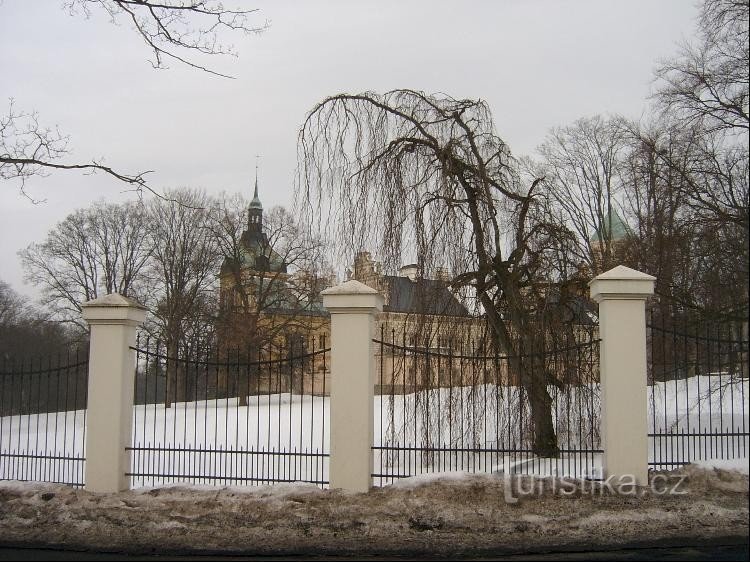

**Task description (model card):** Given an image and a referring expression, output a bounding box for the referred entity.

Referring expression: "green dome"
[590,208,630,243]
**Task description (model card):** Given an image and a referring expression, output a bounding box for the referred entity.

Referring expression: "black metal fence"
[128,336,330,488]
[372,328,602,486]
[8,307,743,492]
[647,308,749,470]
[0,348,89,487]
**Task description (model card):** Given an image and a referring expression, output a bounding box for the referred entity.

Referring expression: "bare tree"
[0,280,76,362]
[298,89,572,457]
[0,280,25,330]
[536,115,630,273]
[1,1,265,199]
[632,123,748,231]
[646,0,749,314]
[622,119,748,315]
[653,0,748,134]
[146,188,220,407]
[19,200,151,330]
[618,121,695,306]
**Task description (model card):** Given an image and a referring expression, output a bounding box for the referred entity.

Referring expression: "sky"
[0,0,700,299]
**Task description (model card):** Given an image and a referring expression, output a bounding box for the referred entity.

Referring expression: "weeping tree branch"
[297,89,577,456]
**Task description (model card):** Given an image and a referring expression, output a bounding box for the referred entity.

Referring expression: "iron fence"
[8,306,743,492]
[0,347,89,487]
[128,335,330,488]
[372,328,602,485]
[647,308,749,470]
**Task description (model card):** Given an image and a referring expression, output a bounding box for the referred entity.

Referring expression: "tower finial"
[254,154,260,199]
[249,154,263,210]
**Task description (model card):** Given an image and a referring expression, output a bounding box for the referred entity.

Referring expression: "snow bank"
[692,457,749,475]
[131,480,325,498]
[387,470,477,489]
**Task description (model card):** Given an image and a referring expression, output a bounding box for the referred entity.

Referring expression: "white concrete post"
[322,280,383,493]
[81,293,147,493]
[589,265,655,486]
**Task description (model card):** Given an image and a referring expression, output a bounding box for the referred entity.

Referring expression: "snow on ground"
[1,374,747,487]
[0,464,746,556]
[692,457,749,475]
[649,374,748,432]
[649,374,748,470]
[387,470,476,489]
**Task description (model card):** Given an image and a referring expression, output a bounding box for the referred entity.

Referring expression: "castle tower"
[590,207,631,272]
[248,175,263,236]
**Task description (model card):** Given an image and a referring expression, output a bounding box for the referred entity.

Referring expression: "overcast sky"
[1,0,700,298]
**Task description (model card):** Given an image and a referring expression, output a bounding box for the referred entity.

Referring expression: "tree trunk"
[165,338,179,409]
[164,366,173,409]
[217,365,228,400]
[523,374,560,457]
[481,291,561,458]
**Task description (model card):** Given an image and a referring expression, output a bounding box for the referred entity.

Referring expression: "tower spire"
[249,155,262,210]
[254,155,259,199]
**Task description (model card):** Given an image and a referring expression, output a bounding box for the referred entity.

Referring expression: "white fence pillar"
[590,265,655,486]
[81,293,147,493]
[322,280,383,493]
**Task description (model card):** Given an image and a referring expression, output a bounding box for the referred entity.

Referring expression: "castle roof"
[230,238,287,273]
[590,208,630,243]
[382,275,469,316]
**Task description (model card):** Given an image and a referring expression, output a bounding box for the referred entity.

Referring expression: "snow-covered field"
[0,374,747,488]
[650,374,748,432]
[649,374,748,469]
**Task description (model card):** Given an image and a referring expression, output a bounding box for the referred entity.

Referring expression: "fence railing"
[127,336,330,488]
[0,347,89,487]
[372,330,602,485]
[647,308,749,470]
[7,266,746,494]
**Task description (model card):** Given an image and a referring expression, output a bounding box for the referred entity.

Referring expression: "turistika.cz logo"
[502,473,688,503]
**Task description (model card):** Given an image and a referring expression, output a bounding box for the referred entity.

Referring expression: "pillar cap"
[322,280,383,312]
[589,265,655,303]
[81,293,147,325]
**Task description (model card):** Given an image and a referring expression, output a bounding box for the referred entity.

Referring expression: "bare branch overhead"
[65,0,268,78]
[2,1,266,200]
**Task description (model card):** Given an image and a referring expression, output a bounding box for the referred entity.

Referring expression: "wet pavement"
[1,539,748,561]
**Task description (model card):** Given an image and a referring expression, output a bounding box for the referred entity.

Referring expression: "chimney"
[353,251,374,279]
[398,264,419,282]
[353,251,383,292]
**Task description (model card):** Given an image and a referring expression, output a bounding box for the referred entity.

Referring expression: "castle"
[217,180,487,395]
